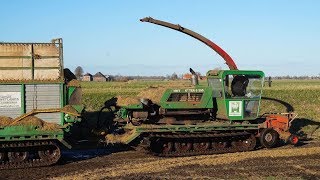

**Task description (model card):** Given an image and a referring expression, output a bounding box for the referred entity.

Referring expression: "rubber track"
[145,132,256,157]
[0,140,61,170]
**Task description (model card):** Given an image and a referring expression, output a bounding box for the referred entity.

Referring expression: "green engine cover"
[158,70,265,121]
[118,70,265,122]
[159,87,213,109]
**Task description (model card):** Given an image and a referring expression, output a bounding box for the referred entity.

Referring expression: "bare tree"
[171,72,178,80]
[74,66,84,80]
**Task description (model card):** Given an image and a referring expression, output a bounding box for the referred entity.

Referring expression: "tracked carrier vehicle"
[107,69,298,156]
[0,39,83,169]
[104,17,298,156]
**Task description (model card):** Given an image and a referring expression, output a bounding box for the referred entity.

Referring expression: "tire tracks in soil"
[54,146,320,179]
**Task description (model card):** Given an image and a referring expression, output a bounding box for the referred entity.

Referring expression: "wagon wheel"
[231,135,256,151]
[243,135,257,151]
[8,151,29,162]
[288,135,299,145]
[162,141,173,153]
[0,152,5,162]
[150,139,172,154]
[193,141,210,151]
[131,119,142,126]
[38,144,61,161]
[259,128,279,148]
[174,141,192,152]
[212,141,227,150]
[231,139,243,150]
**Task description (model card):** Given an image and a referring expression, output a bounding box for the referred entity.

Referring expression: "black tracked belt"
[0,140,61,170]
[137,131,257,157]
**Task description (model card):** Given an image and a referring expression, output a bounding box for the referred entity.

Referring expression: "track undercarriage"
[0,140,61,169]
[135,131,257,157]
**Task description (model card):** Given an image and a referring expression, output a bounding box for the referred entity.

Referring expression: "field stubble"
[55,145,320,179]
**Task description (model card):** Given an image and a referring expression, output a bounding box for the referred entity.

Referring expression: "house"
[93,72,107,82]
[82,73,93,81]
[182,73,192,80]
[183,73,205,80]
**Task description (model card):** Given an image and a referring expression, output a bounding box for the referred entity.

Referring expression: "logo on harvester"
[0,92,21,108]
[229,101,242,116]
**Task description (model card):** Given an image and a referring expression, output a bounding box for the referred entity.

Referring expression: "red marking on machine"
[260,113,299,145]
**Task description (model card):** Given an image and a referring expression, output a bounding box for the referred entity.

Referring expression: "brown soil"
[41,122,62,131]
[11,116,44,127]
[1,141,319,180]
[0,115,61,130]
[136,86,167,103]
[116,86,175,106]
[0,116,13,126]
[116,96,140,106]
[67,79,81,87]
[61,105,80,116]
[0,105,79,130]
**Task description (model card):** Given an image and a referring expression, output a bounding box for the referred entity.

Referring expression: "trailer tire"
[38,144,61,161]
[0,152,5,162]
[8,151,29,162]
[259,128,279,148]
[288,134,299,145]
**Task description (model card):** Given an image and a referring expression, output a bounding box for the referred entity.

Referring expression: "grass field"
[81,79,320,138]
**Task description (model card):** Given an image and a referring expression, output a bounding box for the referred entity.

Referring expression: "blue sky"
[1,1,319,76]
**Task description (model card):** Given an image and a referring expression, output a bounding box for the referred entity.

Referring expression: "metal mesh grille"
[167,93,203,102]
[25,84,62,124]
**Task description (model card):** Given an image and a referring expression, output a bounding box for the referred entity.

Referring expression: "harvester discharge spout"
[189,68,199,86]
[140,17,238,70]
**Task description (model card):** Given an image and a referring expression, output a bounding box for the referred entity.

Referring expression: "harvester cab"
[206,70,264,121]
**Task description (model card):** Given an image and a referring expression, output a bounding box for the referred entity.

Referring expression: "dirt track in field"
[1,141,320,180]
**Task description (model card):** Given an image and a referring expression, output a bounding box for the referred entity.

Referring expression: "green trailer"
[0,39,83,169]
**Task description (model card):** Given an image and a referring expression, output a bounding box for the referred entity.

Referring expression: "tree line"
[74,66,320,82]
[73,66,180,81]
[270,75,320,80]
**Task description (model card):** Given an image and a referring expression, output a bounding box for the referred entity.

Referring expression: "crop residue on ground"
[56,146,320,179]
